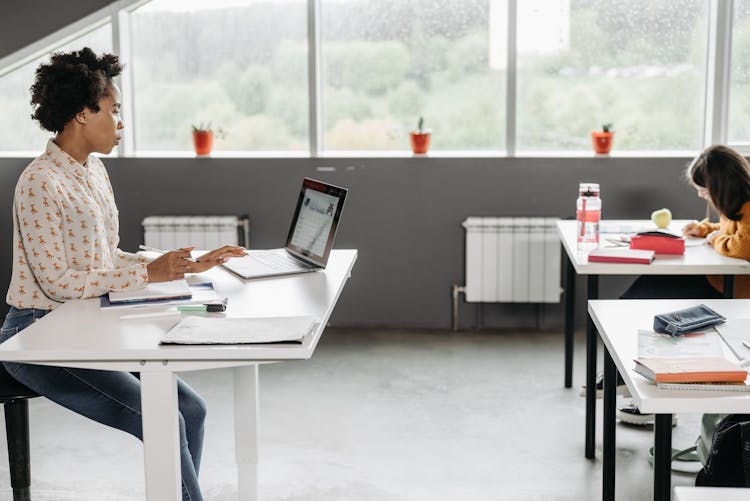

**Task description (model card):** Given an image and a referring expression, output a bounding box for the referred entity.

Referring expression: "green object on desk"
[177,305,208,312]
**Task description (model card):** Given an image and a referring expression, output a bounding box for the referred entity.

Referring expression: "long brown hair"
[687,145,750,221]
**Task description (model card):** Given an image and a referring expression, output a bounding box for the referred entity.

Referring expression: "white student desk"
[0,249,358,501]
[674,486,749,500]
[557,219,750,459]
[589,299,750,501]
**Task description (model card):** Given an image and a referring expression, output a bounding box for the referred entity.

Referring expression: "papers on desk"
[160,315,317,345]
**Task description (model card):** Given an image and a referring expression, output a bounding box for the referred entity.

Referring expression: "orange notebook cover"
[588,248,655,264]
[634,357,747,383]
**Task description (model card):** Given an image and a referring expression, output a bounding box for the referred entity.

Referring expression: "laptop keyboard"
[254,251,314,272]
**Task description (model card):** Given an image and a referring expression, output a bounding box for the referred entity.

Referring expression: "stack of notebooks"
[634,357,750,391]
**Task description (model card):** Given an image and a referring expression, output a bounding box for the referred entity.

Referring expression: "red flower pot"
[192,130,214,156]
[591,131,614,154]
[410,131,431,154]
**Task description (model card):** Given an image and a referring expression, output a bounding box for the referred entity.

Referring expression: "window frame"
[0,0,741,158]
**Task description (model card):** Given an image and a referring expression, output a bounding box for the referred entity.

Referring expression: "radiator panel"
[462,217,561,303]
[142,216,244,249]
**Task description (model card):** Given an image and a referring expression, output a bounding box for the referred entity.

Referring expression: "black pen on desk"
[139,244,197,262]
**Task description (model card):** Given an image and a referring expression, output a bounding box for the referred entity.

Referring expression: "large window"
[2,1,749,156]
[729,0,750,146]
[129,0,309,153]
[0,23,112,152]
[321,0,506,152]
[516,0,708,152]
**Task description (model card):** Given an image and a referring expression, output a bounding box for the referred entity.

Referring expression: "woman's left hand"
[188,246,247,273]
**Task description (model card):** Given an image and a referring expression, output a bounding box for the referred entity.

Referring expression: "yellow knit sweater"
[690,201,750,298]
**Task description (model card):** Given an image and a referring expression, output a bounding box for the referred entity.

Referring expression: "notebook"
[222,178,348,279]
[657,381,750,392]
[107,279,192,304]
[588,248,655,264]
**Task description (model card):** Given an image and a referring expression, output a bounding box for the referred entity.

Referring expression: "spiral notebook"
[657,381,750,392]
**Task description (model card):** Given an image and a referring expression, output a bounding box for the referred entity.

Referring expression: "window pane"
[729,0,750,145]
[516,0,707,152]
[321,0,505,151]
[130,0,309,153]
[0,24,112,152]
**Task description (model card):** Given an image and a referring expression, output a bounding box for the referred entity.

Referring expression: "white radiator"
[142,215,249,249]
[462,217,561,303]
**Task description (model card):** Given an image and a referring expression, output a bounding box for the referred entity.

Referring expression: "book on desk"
[588,248,655,264]
[634,357,747,384]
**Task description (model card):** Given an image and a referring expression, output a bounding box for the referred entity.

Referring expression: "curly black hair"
[30,47,122,133]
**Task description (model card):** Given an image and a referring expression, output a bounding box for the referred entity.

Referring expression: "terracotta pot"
[409,131,431,154]
[591,131,614,154]
[192,130,214,156]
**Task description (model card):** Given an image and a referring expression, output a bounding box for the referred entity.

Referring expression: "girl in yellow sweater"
[621,144,750,300]
[682,144,750,298]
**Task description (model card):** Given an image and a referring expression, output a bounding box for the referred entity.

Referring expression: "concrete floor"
[0,328,703,500]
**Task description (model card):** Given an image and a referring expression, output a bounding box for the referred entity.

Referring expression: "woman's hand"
[188,246,247,273]
[146,247,194,282]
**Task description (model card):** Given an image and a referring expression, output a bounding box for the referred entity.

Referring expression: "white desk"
[674,486,749,500]
[589,299,750,501]
[0,249,357,501]
[557,220,750,459]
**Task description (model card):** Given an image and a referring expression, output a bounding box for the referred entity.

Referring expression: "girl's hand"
[146,247,194,282]
[682,221,702,237]
[188,246,247,273]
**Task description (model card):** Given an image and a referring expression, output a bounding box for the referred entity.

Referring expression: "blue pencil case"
[653,304,726,336]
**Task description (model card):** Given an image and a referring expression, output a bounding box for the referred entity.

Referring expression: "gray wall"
[0,155,706,328]
[0,1,111,58]
[0,2,709,329]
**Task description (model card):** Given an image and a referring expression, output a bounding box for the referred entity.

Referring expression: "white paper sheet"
[637,328,724,359]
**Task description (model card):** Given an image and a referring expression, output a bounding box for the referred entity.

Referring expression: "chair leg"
[4,399,31,501]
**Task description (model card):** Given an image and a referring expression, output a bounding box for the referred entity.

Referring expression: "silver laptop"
[222,178,347,279]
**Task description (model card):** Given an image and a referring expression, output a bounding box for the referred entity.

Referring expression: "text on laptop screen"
[290,188,339,257]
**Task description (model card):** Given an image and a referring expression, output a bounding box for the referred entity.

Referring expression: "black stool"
[0,364,37,501]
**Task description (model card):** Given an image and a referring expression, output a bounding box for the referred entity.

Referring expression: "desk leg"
[140,371,181,501]
[654,414,673,501]
[234,365,259,501]
[724,275,735,299]
[585,275,599,459]
[564,250,575,388]
[602,347,617,501]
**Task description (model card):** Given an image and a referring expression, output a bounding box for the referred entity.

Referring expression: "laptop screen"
[284,178,347,267]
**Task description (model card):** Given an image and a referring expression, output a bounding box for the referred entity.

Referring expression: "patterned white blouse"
[6,140,150,310]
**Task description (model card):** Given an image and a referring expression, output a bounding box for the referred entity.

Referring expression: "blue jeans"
[0,306,205,501]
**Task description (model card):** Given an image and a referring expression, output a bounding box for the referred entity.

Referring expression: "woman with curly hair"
[0,47,245,500]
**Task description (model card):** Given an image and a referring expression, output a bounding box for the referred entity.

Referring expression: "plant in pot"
[409,116,431,155]
[591,122,614,155]
[192,122,224,156]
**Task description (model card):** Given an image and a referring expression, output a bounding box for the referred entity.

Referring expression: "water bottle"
[576,183,601,251]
